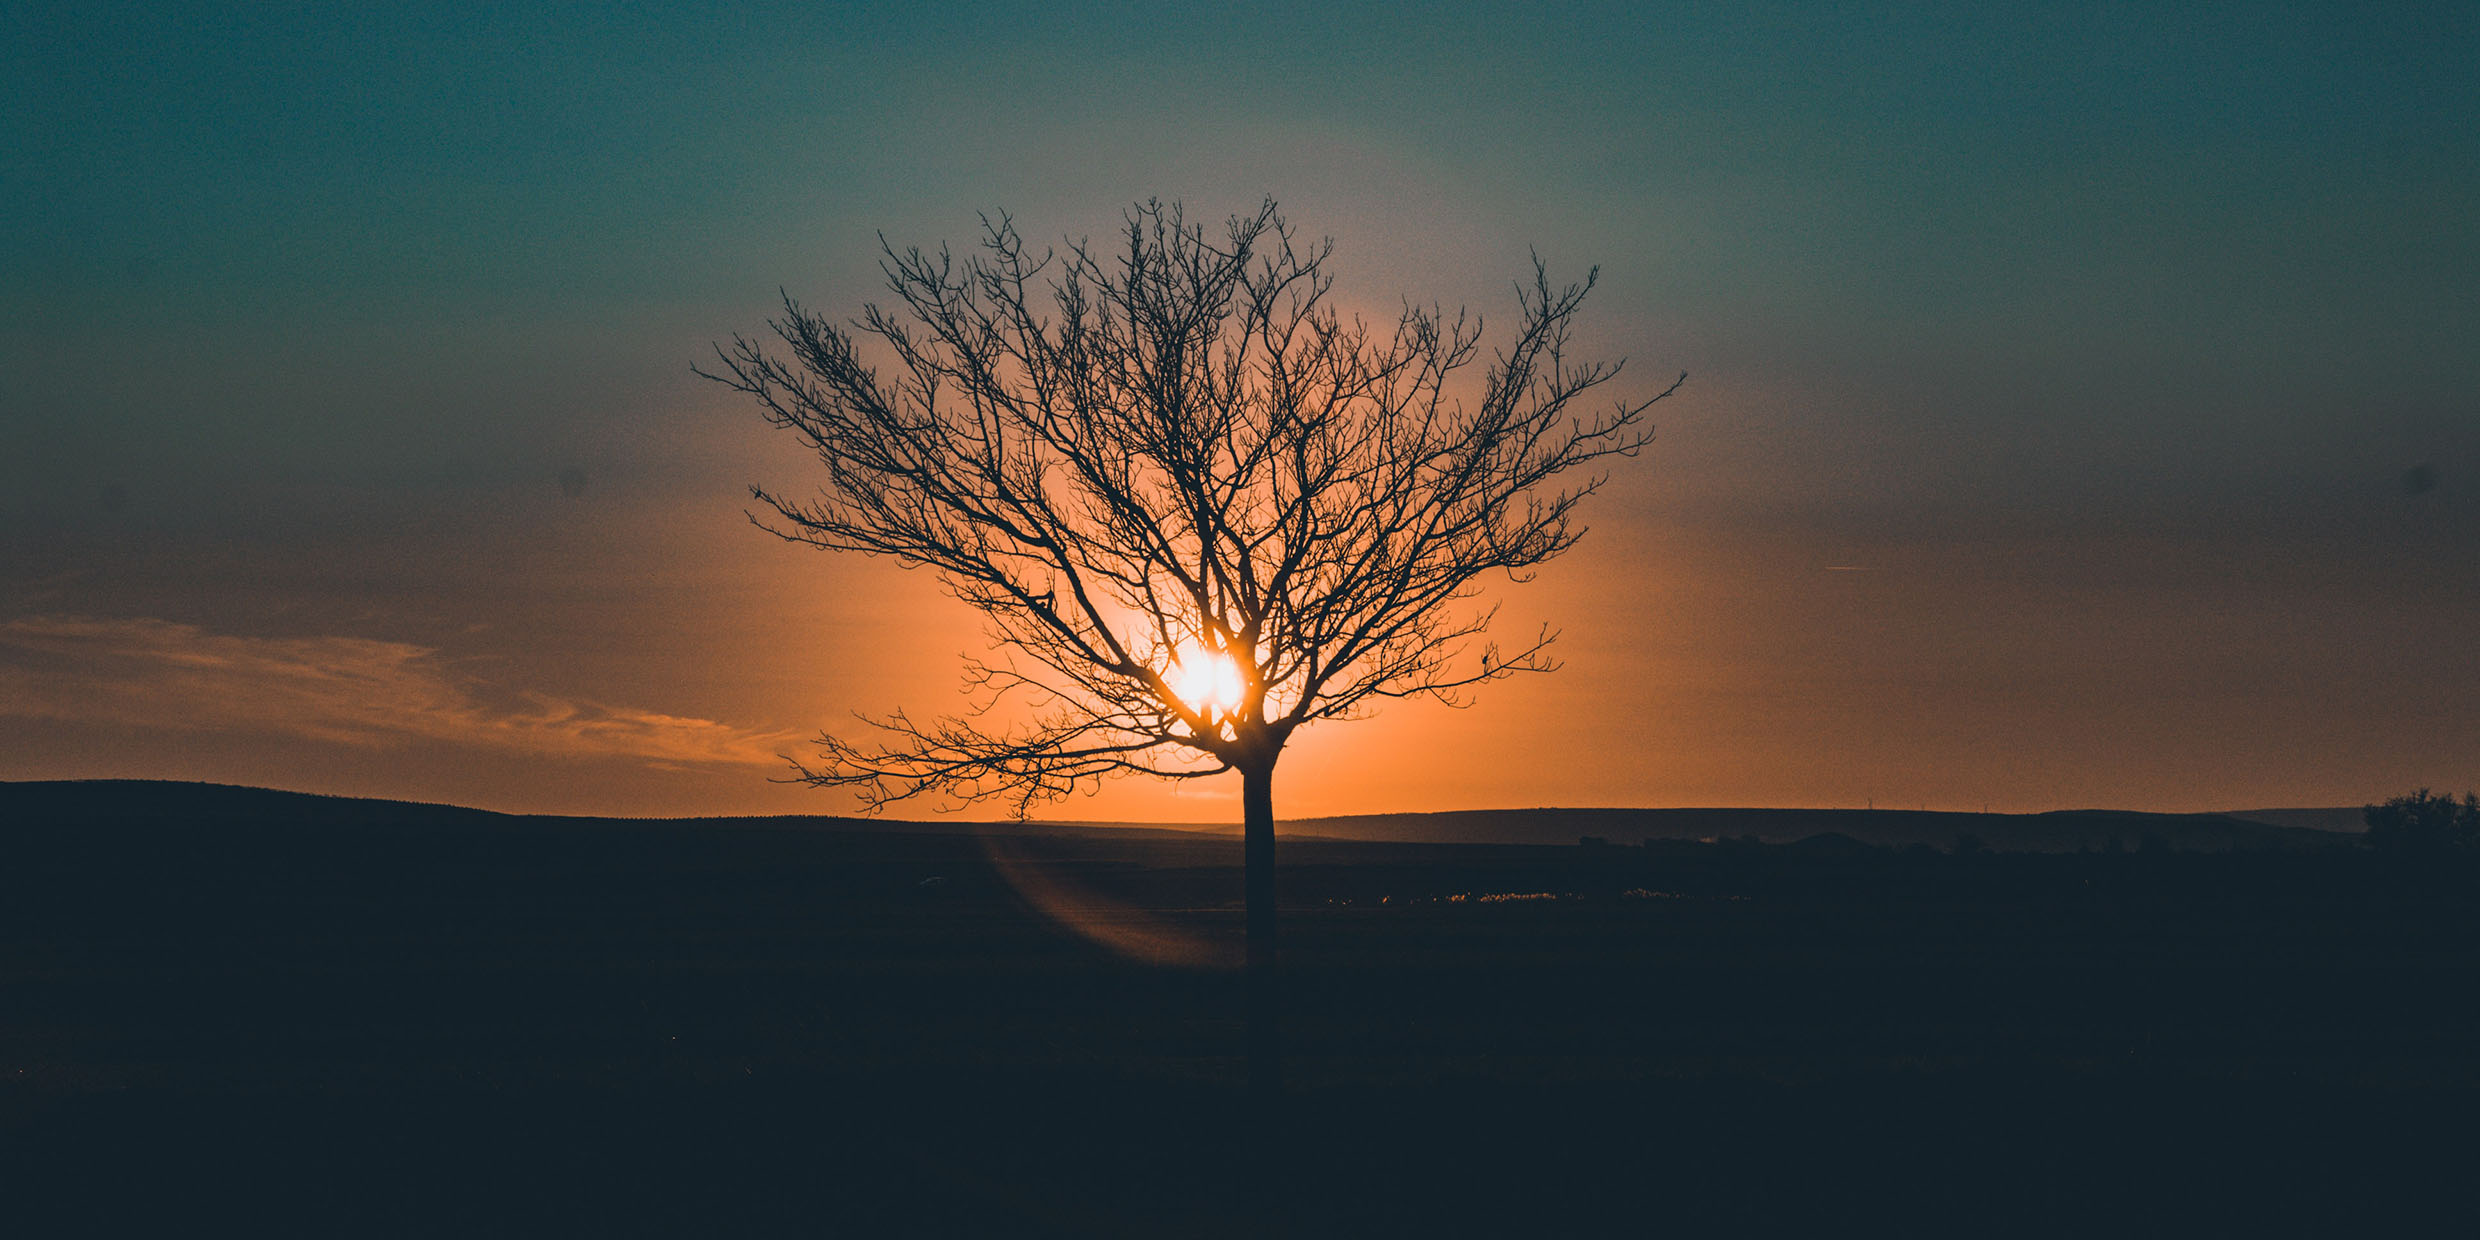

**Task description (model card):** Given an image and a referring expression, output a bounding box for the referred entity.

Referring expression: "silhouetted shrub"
[2363,789,2480,854]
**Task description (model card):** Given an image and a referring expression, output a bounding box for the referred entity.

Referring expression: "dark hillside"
[4,779,2475,1235]
[2224,805,2369,833]
[6,780,2348,853]
[1250,804,2346,852]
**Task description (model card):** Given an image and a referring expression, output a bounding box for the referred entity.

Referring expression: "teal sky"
[5,3,2475,817]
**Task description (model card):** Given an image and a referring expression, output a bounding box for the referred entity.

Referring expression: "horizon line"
[0,776,2373,826]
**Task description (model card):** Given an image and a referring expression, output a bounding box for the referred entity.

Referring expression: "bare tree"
[703,199,1678,1092]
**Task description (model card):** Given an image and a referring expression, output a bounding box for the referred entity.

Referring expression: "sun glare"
[1168,641,1246,719]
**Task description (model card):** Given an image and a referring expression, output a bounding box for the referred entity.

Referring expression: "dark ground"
[4,783,2477,1236]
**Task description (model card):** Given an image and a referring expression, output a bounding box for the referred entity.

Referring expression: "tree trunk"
[1242,758,1280,1100]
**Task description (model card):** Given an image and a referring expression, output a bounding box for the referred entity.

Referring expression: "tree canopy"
[703,199,1677,812]
[2364,788,2480,854]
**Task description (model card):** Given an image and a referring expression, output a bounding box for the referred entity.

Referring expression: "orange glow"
[1167,641,1246,720]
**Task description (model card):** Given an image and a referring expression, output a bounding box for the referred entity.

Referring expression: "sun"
[1168,641,1246,720]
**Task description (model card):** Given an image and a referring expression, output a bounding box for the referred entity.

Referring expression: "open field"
[5,782,2476,1235]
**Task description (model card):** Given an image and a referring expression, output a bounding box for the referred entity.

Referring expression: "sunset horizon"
[10,8,2473,826]
[8,6,2475,1232]
[0,771,2384,827]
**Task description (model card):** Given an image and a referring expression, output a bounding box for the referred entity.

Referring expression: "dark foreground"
[6,786,2478,1236]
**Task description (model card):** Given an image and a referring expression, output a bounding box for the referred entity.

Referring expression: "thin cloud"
[0,614,795,768]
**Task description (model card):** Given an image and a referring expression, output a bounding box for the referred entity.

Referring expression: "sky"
[5,2,2475,820]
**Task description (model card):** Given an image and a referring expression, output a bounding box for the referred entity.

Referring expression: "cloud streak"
[0,614,796,769]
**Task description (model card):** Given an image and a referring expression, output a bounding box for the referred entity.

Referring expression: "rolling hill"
[2,780,2354,853]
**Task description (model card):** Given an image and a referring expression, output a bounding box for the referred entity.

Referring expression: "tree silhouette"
[2363,788,2480,854]
[703,199,1678,1093]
